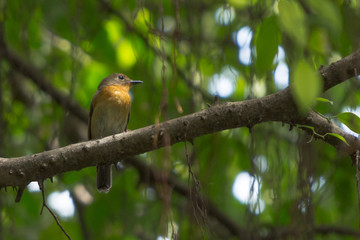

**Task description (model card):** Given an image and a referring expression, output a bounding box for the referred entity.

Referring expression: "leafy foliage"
[1,0,360,239]
[336,112,360,134]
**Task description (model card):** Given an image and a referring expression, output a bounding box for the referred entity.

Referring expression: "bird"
[88,73,143,193]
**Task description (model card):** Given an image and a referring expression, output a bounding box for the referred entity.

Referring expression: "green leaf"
[326,133,349,146]
[255,16,280,75]
[278,0,307,47]
[309,28,330,55]
[316,97,333,105]
[292,60,323,114]
[336,112,360,134]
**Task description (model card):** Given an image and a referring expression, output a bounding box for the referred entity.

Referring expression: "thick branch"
[320,49,360,91]
[0,84,359,188]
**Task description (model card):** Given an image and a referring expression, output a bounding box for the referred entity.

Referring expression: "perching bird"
[88,73,143,193]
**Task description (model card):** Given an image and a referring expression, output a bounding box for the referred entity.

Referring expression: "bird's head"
[98,73,143,90]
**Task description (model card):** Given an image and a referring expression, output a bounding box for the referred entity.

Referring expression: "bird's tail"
[97,165,112,193]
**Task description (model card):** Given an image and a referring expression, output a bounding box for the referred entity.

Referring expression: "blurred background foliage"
[0,0,360,239]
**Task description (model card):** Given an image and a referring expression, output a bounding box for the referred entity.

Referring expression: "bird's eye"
[118,75,124,80]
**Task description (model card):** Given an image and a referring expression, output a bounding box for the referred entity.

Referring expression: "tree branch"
[2,46,88,123]
[320,49,360,91]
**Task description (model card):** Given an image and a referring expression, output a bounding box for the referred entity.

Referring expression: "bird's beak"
[130,80,143,86]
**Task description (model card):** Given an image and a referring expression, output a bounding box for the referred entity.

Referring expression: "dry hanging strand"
[184,122,208,238]
[355,69,360,232]
[157,1,173,238]
[355,150,360,232]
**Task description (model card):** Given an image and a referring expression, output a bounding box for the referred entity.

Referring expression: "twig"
[38,181,72,240]
[15,185,26,203]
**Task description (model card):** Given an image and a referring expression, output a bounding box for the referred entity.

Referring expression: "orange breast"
[91,85,131,139]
